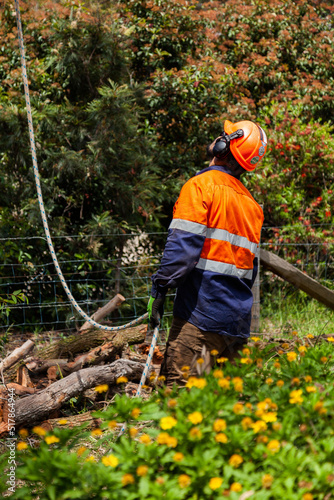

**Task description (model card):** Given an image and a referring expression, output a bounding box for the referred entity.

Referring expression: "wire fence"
[0,229,333,335]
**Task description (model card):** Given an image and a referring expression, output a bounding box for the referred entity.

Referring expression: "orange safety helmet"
[224,119,267,171]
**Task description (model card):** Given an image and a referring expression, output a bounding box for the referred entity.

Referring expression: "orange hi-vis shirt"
[171,168,263,280]
[151,166,264,338]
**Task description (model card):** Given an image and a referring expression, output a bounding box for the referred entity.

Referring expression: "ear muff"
[212,129,244,159]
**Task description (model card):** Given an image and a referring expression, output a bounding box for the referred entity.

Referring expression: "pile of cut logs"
[0,294,163,435]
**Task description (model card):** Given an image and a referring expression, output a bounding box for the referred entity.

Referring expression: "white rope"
[13,0,148,331]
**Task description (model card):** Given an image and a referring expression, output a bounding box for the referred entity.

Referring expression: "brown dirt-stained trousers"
[160,317,247,387]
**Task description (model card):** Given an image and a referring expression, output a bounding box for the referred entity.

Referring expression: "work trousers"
[160,316,247,387]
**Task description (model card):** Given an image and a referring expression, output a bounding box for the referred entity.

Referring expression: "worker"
[147,119,267,386]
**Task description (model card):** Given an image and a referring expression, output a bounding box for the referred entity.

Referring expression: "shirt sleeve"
[151,177,210,298]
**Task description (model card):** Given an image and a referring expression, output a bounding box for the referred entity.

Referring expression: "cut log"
[260,248,334,310]
[0,339,34,372]
[80,294,126,332]
[36,323,147,360]
[14,359,144,427]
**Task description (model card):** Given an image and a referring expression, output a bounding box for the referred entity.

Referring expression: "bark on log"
[14,359,144,427]
[80,294,126,332]
[36,323,147,360]
[0,340,34,372]
[260,248,334,310]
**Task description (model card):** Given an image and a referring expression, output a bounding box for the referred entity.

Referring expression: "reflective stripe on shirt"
[170,218,258,255]
[196,258,254,280]
[169,218,207,236]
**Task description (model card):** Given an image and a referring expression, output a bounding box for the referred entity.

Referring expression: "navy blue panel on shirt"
[173,268,253,339]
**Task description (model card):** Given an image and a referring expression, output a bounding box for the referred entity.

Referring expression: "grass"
[260,287,334,336]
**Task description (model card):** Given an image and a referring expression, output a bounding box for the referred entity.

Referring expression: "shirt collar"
[196,165,241,179]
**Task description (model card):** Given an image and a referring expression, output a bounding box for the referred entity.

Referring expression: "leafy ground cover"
[2,335,334,499]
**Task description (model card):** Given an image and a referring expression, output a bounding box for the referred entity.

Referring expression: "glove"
[147,295,165,329]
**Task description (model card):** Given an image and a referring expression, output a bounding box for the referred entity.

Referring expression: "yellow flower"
[116,376,128,384]
[91,429,103,437]
[273,361,281,369]
[261,412,277,423]
[102,455,119,467]
[85,455,96,462]
[215,433,228,443]
[302,493,313,500]
[129,427,138,438]
[131,408,141,418]
[272,422,282,431]
[257,435,268,444]
[189,427,202,439]
[232,377,243,392]
[197,357,204,365]
[108,420,118,430]
[139,434,151,445]
[218,378,230,389]
[231,482,242,492]
[213,369,224,378]
[289,389,303,404]
[252,420,268,433]
[77,446,87,456]
[321,356,328,363]
[241,357,253,365]
[45,435,60,445]
[267,439,280,453]
[209,477,223,490]
[233,402,244,414]
[173,452,184,462]
[242,347,251,356]
[245,402,252,410]
[58,419,68,425]
[292,330,298,336]
[137,465,148,476]
[241,417,253,430]
[304,375,312,383]
[213,418,226,432]
[186,377,207,389]
[156,477,165,485]
[181,365,190,372]
[32,426,46,436]
[287,352,297,362]
[188,411,203,425]
[265,378,273,385]
[158,375,166,382]
[291,377,300,386]
[211,349,219,356]
[262,474,274,488]
[251,336,260,342]
[121,473,135,486]
[277,380,284,387]
[306,334,314,339]
[168,399,177,408]
[314,401,327,414]
[327,336,334,342]
[160,416,177,430]
[178,474,191,488]
[17,441,28,450]
[298,345,307,353]
[306,386,317,393]
[94,384,109,393]
[156,432,177,447]
[18,428,28,438]
[217,357,228,363]
[229,454,243,468]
